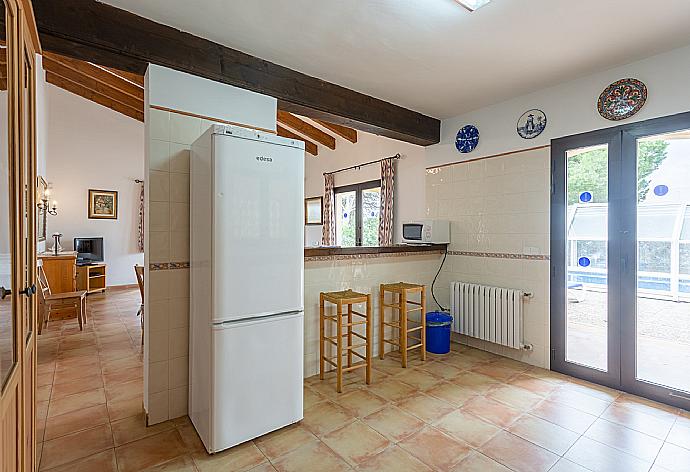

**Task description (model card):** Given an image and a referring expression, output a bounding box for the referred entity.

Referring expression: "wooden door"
[0,1,23,469]
[0,0,40,470]
[19,8,37,470]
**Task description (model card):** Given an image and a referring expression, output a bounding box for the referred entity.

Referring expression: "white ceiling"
[101,0,690,119]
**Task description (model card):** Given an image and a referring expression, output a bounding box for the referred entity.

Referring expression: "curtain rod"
[323,153,400,176]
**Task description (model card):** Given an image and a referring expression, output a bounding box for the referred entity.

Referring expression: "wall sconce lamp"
[38,187,58,216]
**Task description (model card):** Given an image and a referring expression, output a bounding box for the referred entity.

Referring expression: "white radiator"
[450,282,528,350]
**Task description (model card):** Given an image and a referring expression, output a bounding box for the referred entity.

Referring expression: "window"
[334,180,381,247]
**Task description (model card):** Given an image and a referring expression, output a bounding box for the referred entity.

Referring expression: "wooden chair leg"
[421,287,427,361]
[77,301,83,331]
[401,291,408,368]
[347,303,353,368]
[379,285,384,360]
[83,297,88,325]
[319,293,325,380]
[37,306,44,335]
[397,293,403,355]
[366,294,372,384]
[336,301,343,393]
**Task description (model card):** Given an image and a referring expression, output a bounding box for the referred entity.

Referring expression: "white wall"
[428,44,690,168]
[45,83,144,286]
[425,43,690,369]
[304,127,427,245]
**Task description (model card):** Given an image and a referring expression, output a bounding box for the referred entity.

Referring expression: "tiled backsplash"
[425,147,551,368]
[304,254,443,378]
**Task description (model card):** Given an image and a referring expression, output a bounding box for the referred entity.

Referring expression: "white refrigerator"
[189,124,305,454]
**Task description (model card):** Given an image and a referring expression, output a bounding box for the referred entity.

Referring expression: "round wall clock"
[517,109,547,139]
[455,125,479,153]
[597,78,647,121]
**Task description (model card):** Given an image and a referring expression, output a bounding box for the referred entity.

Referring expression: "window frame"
[334,179,381,247]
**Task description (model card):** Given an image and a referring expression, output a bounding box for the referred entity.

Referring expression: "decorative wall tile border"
[149,262,190,271]
[305,250,445,263]
[448,250,550,261]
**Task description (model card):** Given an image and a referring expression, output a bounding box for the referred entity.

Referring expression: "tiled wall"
[425,147,551,367]
[304,253,442,377]
[145,107,220,424]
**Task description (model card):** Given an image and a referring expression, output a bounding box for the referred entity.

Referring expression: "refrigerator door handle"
[214,310,303,328]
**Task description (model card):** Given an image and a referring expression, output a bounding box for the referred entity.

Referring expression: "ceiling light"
[455,0,491,12]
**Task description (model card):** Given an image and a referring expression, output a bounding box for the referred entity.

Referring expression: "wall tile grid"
[425,147,551,368]
[146,107,219,424]
[304,254,443,378]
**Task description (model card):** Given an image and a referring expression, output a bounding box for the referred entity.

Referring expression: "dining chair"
[134,264,144,345]
[37,266,87,333]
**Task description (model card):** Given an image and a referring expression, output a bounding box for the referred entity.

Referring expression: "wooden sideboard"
[38,251,77,294]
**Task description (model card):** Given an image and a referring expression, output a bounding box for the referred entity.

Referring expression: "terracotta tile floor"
[36,289,690,471]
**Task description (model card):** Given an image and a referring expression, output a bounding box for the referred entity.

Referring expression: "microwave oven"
[402,220,450,244]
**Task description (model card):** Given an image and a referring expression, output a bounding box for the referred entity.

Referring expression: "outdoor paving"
[567,289,690,393]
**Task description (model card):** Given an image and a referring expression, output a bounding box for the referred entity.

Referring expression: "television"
[74,237,104,265]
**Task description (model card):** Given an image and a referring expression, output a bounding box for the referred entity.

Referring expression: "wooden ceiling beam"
[277,125,318,156]
[28,0,440,146]
[46,71,143,122]
[43,56,143,111]
[315,120,358,144]
[101,65,144,87]
[277,111,336,150]
[43,51,144,101]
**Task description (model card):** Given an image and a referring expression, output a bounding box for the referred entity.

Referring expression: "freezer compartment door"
[211,312,303,453]
[213,134,304,323]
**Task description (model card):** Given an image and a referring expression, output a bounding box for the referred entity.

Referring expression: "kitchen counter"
[302,246,445,377]
[304,243,447,261]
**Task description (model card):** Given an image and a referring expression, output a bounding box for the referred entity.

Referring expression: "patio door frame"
[551,110,690,411]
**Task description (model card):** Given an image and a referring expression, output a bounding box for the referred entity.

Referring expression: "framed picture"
[37,176,47,242]
[88,189,118,219]
[305,196,323,225]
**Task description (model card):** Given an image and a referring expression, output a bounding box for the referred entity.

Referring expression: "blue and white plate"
[456,125,479,153]
[517,109,547,139]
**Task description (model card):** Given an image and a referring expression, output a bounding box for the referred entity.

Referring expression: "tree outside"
[335,187,381,247]
[566,140,669,205]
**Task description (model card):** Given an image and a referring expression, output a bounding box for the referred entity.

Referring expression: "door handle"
[0,286,10,300]
[19,284,36,297]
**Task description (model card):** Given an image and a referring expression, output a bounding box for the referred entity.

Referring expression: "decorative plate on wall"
[517,109,547,139]
[597,78,647,121]
[455,125,480,153]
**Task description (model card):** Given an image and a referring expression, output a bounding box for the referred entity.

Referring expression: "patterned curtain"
[322,173,335,245]
[378,158,395,246]
[137,183,145,252]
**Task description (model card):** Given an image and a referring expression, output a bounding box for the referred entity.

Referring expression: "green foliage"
[567,140,669,205]
[336,187,381,246]
[637,140,669,201]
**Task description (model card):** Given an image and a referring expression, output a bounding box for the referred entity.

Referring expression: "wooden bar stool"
[319,289,372,393]
[379,282,426,368]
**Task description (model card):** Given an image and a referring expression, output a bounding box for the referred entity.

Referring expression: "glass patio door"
[551,128,622,389]
[619,119,690,407]
[552,112,690,410]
